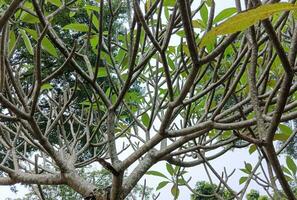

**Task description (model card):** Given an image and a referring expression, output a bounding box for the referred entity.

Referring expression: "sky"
[0,0,291,199]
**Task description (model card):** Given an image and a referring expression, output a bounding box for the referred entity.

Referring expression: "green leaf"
[279,124,293,135]
[63,23,90,32]
[166,163,175,176]
[282,166,292,176]
[164,0,175,7]
[141,113,150,128]
[171,184,180,198]
[249,144,257,154]
[177,178,186,185]
[221,130,232,139]
[20,12,39,23]
[41,83,53,90]
[239,176,248,184]
[97,68,107,78]
[274,133,290,142]
[213,7,237,24]
[20,29,33,55]
[24,28,58,57]
[8,31,16,54]
[85,5,100,12]
[245,162,252,172]
[167,56,175,70]
[192,19,205,29]
[156,181,169,190]
[200,4,208,25]
[48,0,62,7]
[286,156,297,175]
[146,171,168,179]
[201,3,297,47]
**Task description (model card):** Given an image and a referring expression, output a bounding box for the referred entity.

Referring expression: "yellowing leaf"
[201,3,297,47]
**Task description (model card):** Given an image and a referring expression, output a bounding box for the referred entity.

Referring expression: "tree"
[11,169,152,200]
[191,181,232,200]
[1,0,297,199]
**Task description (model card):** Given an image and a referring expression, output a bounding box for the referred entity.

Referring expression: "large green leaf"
[20,29,33,55]
[24,28,58,57]
[201,3,297,47]
[20,12,39,23]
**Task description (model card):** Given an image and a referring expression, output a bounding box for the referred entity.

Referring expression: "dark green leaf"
[239,176,248,184]
[166,163,174,176]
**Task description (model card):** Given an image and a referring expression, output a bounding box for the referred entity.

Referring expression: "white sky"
[1,0,293,199]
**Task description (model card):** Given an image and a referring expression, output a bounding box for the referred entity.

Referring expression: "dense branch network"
[0,0,297,199]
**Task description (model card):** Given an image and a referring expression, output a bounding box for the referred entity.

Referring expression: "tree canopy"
[1,0,297,199]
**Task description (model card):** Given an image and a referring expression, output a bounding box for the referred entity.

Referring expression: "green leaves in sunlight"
[201,3,297,47]
[146,163,186,199]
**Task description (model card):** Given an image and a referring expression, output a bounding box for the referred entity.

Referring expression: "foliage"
[191,181,232,200]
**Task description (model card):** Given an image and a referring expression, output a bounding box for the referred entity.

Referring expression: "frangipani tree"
[1,0,297,199]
